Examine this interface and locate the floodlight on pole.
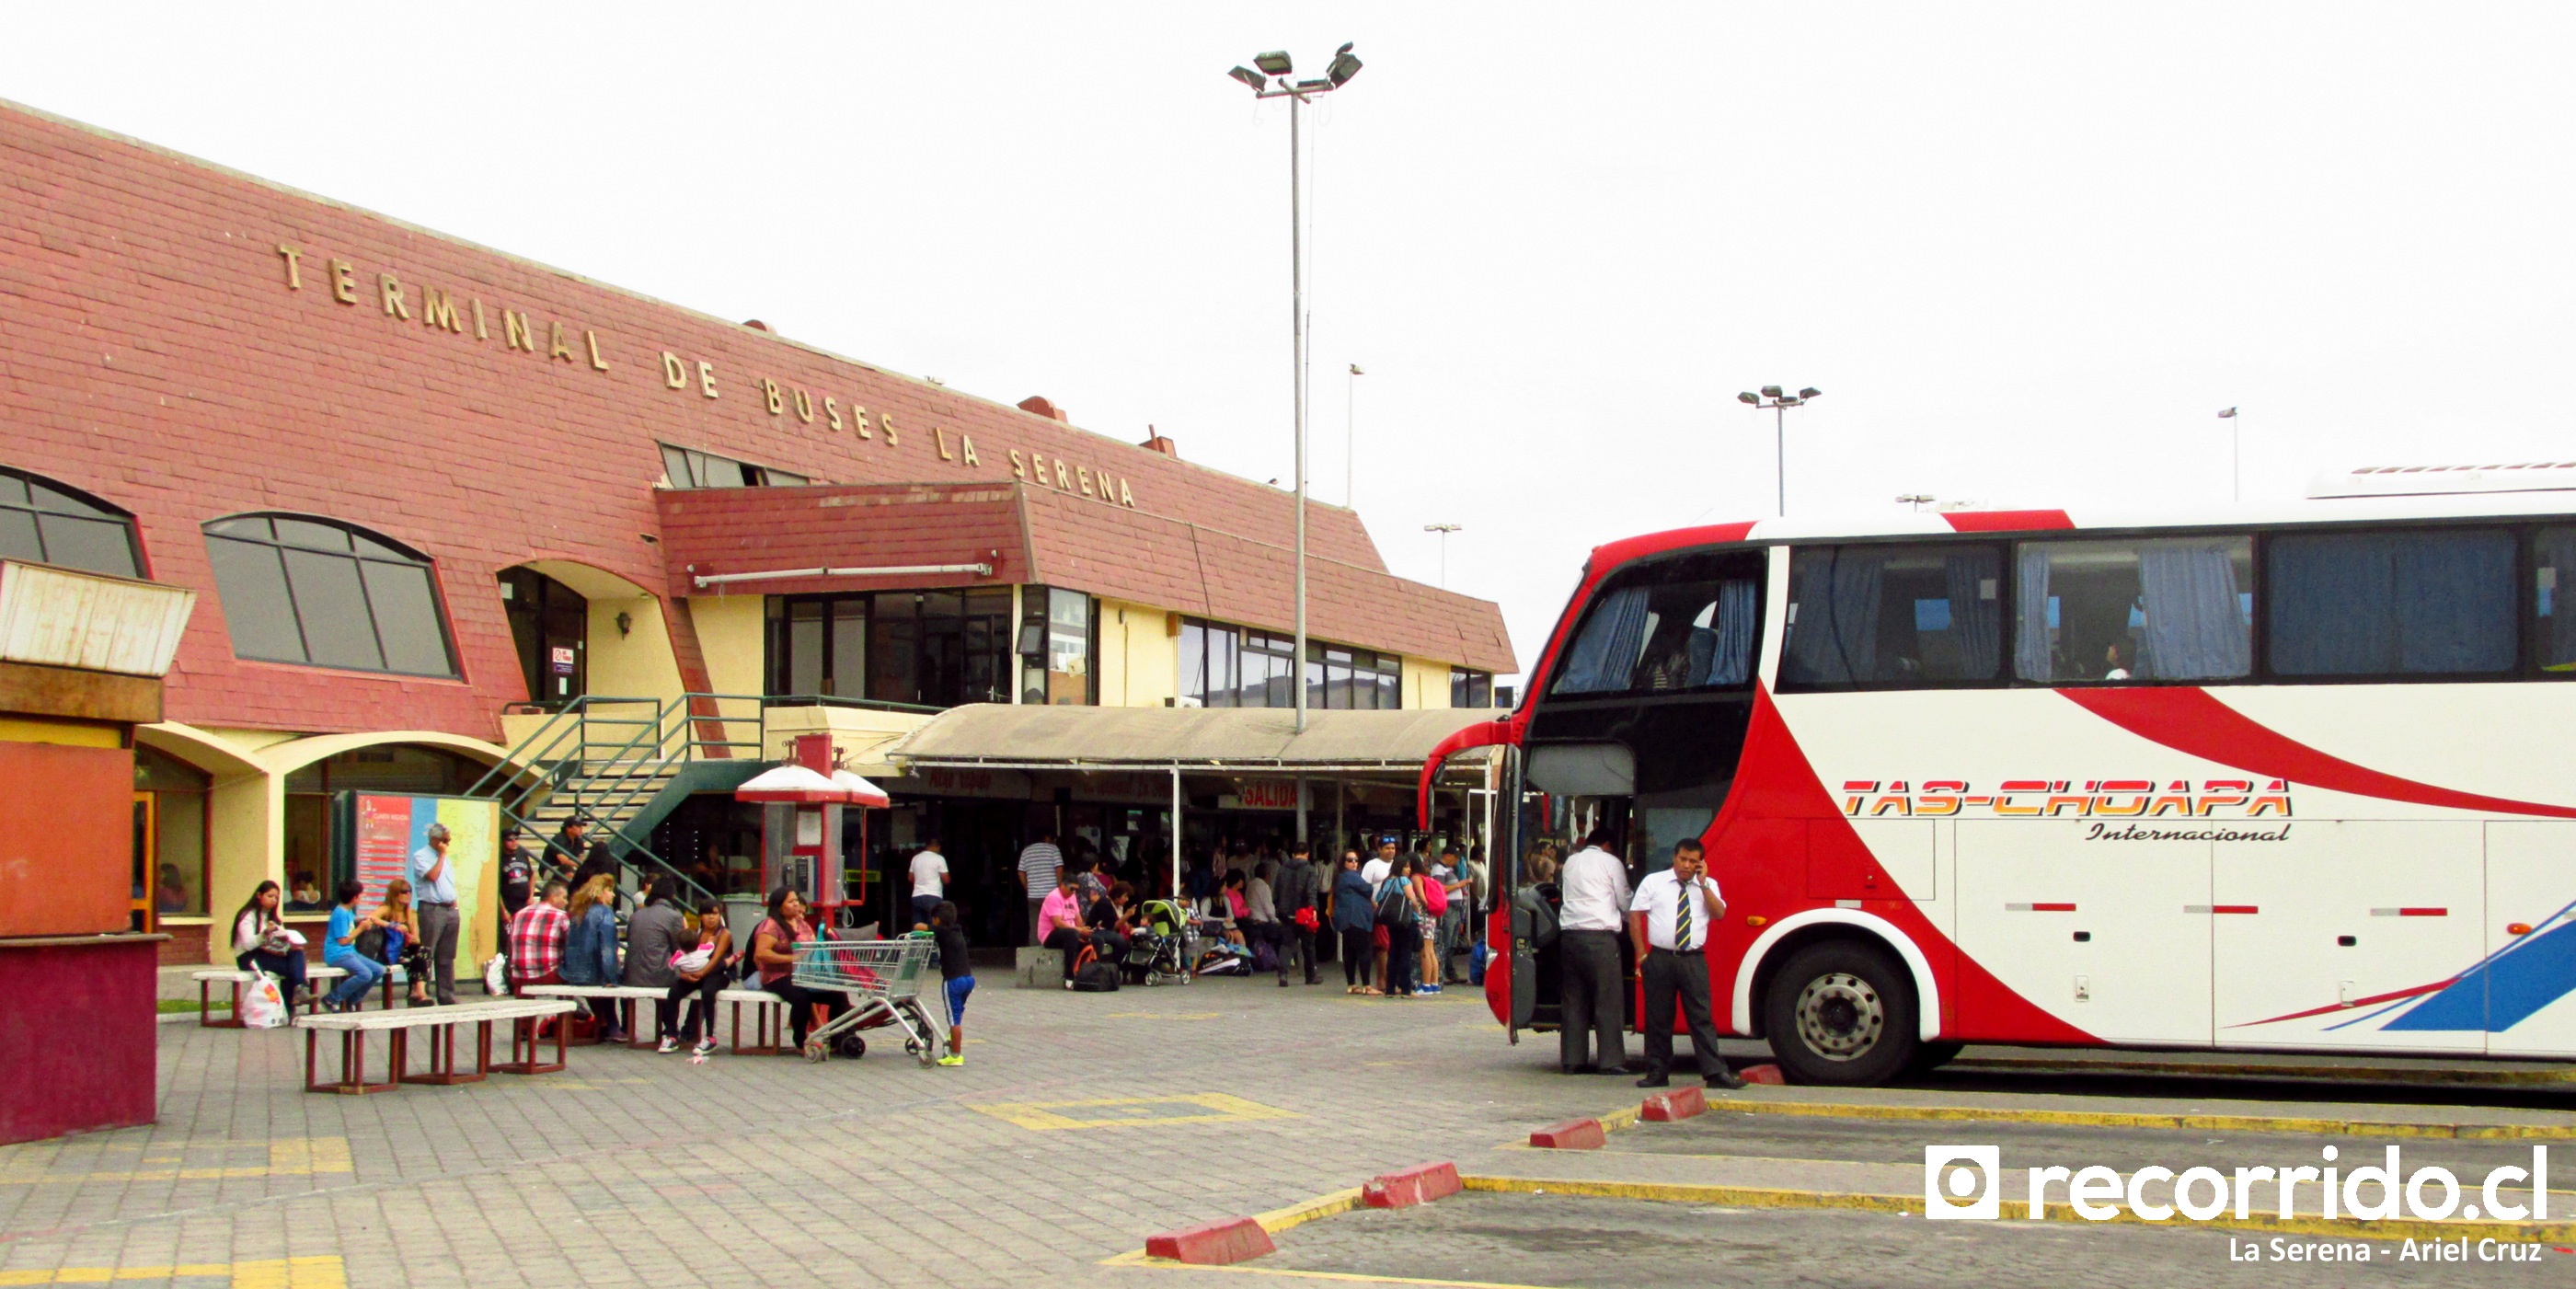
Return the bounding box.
[1897,493,1936,512]
[1346,363,1365,509]
[1742,385,1822,517]
[1228,42,1363,733]
[2218,407,2240,501]
[1423,523,1461,588]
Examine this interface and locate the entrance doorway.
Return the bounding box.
[500,567,587,706]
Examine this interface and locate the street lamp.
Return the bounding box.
[1737,386,1822,516]
[1229,42,1363,733]
[2218,407,2240,501]
[1423,524,1461,588]
[1896,493,1935,512]
[1346,363,1365,509]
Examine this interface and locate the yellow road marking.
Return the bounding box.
[1689,1096,2576,1140]
[1952,1055,2576,1088]
[1253,1187,1363,1234]
[969,1093,1300,1132]
[1105,1013,1222,1020]
[1459,1174,2576,1244]
[1098,1248,1553,1288]
[0,1140,351,1185]
[0,1256,344,1287]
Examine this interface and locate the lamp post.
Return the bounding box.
[1346,363,1364,509]
[1896,493,1935,512]
[1229,43,1362,733]
[1423,524,1461,588]
[1736,386,1822,516]
[2218,407,2240,501]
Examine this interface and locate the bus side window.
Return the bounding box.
[1552,563,1761,696]
[2534,527,2576,673]
[2011,537,2252,684]
[2267,528,2513,677]
[1779,544,2002,688]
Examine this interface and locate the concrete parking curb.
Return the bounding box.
[1639,1087,1707,1122]
[1528,1119,1607,1149]
[1696,1097,2576,1141]
[1143,1216,1275,1265]
[1363,1161,1463,1209]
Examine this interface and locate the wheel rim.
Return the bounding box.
[1792,971,1885,1062]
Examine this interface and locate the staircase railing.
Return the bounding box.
[466,692,938,915]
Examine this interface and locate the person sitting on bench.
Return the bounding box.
[1037,870,1094,986]
[230,880,306,1007]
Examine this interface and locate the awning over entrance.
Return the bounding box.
[885,705,1501,772]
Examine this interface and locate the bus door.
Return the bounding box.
[1517,546,1768,1037]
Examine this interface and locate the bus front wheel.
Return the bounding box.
[1762,940,1918,1087]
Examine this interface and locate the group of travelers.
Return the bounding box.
[1326,840,1479,997]
[1527,831,1744,1090]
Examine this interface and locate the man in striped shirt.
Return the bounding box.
[1018,833,1064,946]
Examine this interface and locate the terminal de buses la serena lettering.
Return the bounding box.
[1425,463,2576,1085]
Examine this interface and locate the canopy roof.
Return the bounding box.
[886,705,1502,772]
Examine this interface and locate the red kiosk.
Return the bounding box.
[733,735,889,930]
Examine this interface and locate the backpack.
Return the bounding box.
[1073,960,1121,992]
[1374,879,1417,930]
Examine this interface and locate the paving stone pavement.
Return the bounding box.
[11,981,2576,1287]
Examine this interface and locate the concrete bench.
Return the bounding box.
[192,968,338,1027]
[716,987,795,1056]
[292,998,575,1094]
[518,984,667,1048]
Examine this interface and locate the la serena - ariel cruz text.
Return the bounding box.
[2231,1236,2552,1263]
[273,243,1142,509]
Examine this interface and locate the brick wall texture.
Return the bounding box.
[0,100,1515,743]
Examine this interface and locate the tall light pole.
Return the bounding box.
[1231,43,1362,733]
[2218,407,2240,501]
[1346,363,1364,509]
[1896,493,1935,512]
[1423,524,1461,588]
[1737,386,1822,516]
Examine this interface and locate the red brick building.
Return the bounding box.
[0,98,1513,960]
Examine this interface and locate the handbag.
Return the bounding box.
[352,926,386,961]
[1293,906,1319,933]
[484,953,510,996]
[1374,880,1417,929]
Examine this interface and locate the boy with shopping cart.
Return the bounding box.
[927,901,973,1067]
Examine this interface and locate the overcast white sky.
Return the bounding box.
[9,4,2574,678]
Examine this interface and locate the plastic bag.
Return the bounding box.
[239,974,289,1029]
[484,953,509,996]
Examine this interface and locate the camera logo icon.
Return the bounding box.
[1923,1145,2001,1220]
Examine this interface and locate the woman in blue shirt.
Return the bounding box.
[321,880,387,1012]
[1330,852,1378,996]
[561,873,627,1042]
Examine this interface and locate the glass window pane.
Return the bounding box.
[30,512,138,576]
[271,518,352,552]
[1179,622,1206,707]
[1785,545,2002,687]
[358,560,454,676]
[155,791,207,917]
[0,509,40,564]
[1377,667,1399,710]
[282,548,384,671]
[696,454,745,488]
[205,535,306,662]
[2270,529,2514,676]
[829,600,866,696]
[207,516,270,539]
[871,607,918,703]
[27,481,113,518]
[765,470,807,487]
[661,444,696,488]
[2013,538,2248,683]
[2536,528,2576,673]
[0,475,28,506]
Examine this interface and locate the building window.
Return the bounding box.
[1451,667,1494,708]
[2013,537,2252,683]
[2267,527,2516,677]
[768,589,1011,706]
[1179,619,1296,708]
[0,466,144,578]
[1779,544,2000,689]
[1020,587,1095,705]
[202,515,459,677]
[659,443,806,489]
[136,745,210,922]
[1309,641,1401,710]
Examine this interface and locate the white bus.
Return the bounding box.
[1431,484,2576,1084]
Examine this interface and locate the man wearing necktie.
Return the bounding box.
[1627,839,1744,1088]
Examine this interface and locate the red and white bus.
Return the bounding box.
[1428,484,2576,1084]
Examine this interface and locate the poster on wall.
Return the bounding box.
[335,793,501,980]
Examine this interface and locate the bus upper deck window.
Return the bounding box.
[1780,544,2001,688]
[2013,537,2252,684]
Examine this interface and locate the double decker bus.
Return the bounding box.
[1427,482,2576,1084]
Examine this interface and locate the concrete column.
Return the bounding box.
[203,769,281,963]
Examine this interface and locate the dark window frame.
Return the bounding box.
[0,466,146,578]
[201,512,460,679]
[659,443,809,489]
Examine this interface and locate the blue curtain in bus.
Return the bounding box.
[1694,579,1758,686]
[2269,530,2513,674]
[1942,554,2000,679]
[2137,541,2249,679]
[1783,550,1883,684]
[2539,527,2576,670]
[2013,549,2053,681]
[1558,585,1651,693]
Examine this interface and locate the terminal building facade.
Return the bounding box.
[0,99,1514,962]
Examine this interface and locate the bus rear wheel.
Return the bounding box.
[1762,940,1918,1087]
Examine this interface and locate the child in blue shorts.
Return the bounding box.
[929,901,973,1067]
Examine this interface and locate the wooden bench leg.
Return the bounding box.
[201,979,246,1030]
[309,1028,398,1095]
[399,1020,488,1086]
[498,1014,568,1076]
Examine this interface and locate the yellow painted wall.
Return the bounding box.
[0,716,122,747]
[1403,656,1454,709]
[587,595,686,700]
[689,595,768,696]
[1098,598,1176,708]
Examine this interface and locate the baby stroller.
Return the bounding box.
[1122,898,1199,986]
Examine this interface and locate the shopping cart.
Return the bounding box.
[789,938,941,1066]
